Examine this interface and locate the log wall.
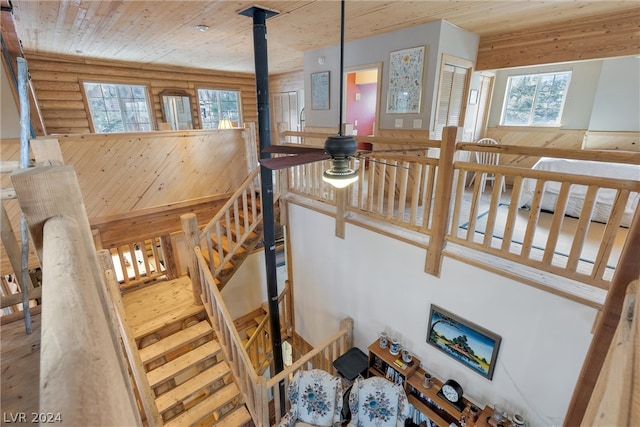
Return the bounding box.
[0,129,251,275]
[25,53,258,135]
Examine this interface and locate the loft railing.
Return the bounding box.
[275,127,640,306]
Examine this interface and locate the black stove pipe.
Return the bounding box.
[239,5,286,415]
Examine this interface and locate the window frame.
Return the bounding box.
[499,70,572,127]
[195,86,243,130]
[82,80,155,134]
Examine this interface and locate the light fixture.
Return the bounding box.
[321,0,359,189]
[322,135,359,188]
[196,24,209,32]
[218,118,233,129]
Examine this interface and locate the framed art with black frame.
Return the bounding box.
[426,304,501,380]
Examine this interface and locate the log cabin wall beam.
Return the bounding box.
[477,8,640,70]
[24,53,258,135]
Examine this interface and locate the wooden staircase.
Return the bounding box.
[201,188,281,292]
[123,278,252,426]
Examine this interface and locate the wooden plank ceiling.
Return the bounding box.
[6,1,640,74]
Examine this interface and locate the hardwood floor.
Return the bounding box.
[1,313,41,416]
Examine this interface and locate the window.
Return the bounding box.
[501,71,571,126]
[84,82,152,133]
[197,89,242,129]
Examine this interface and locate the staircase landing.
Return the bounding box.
[123,276,203,340]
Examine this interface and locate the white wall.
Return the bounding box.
[287,204,596,427]
[221,250,287,320]
[304,20,478,132]
[1,61,21,139]
[487,56,640,131]
[589,56,640,131]
[488,60,603,129]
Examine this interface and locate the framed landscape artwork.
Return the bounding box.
[426,305,501,380]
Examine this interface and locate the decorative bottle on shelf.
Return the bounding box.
[390,338,400,355]
[422,372,433,389]
[379,331,388,348]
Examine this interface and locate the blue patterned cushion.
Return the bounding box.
[348,376,409,427]
[282,369,342,427]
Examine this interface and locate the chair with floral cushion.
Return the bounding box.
[278,369,344,427]
[346,376,410,427]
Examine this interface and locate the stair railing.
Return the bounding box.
[97,250,163,426]
[12,164,141,425]
[193,245,268,425]
[266,317,354,426]
[245,280,293,373]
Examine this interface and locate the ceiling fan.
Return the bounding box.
[259,0,359,188]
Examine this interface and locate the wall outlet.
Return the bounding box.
[413,119,423,128]
[394,119,403,128]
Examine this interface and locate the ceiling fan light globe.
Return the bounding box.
[322,168,358,188]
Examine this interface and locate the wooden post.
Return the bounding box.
[180,213,203,304]
[38,216,140,425]
[340,317,354,349]
[564,209,640,426]
[425,126,458,276]
[0,203,34,293]
[159,234,180,279]
[11,165,140,425]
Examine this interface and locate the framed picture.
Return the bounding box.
[387,45,425,113]
[426,305,501,380]
[311,71,330,110]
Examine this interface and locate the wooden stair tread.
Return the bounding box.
[139,321,212,364]
[155,361,231,414]
[200,248,235,272]
[211,235,247,256]
[131,302,205,340]
[212,405,251,427]
[147,341,220,388]
[164,383,241,427]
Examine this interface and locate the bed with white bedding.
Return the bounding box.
[518,157,640,227]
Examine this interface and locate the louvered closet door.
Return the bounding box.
[433,62,471,140]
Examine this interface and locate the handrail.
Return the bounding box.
[451,160,640,288]
[245,281,293,373]
[278,126,639,301]
[40,215,140,425]
[12,164,141,425]
[97,250,163,426]
[265,317,354,427]
[196,167,266,284]
[199,167,261,241]
[194,245,267,425]
[457,142,640,165]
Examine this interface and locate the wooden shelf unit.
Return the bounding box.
[367,340,492,427]
[367,341,420,386]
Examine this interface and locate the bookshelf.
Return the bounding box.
[367,340,492,427]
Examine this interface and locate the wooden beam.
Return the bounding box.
[425,126,458,276]
[477,8,640,70]
[564,207,640,426]
[39,215,140,425]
